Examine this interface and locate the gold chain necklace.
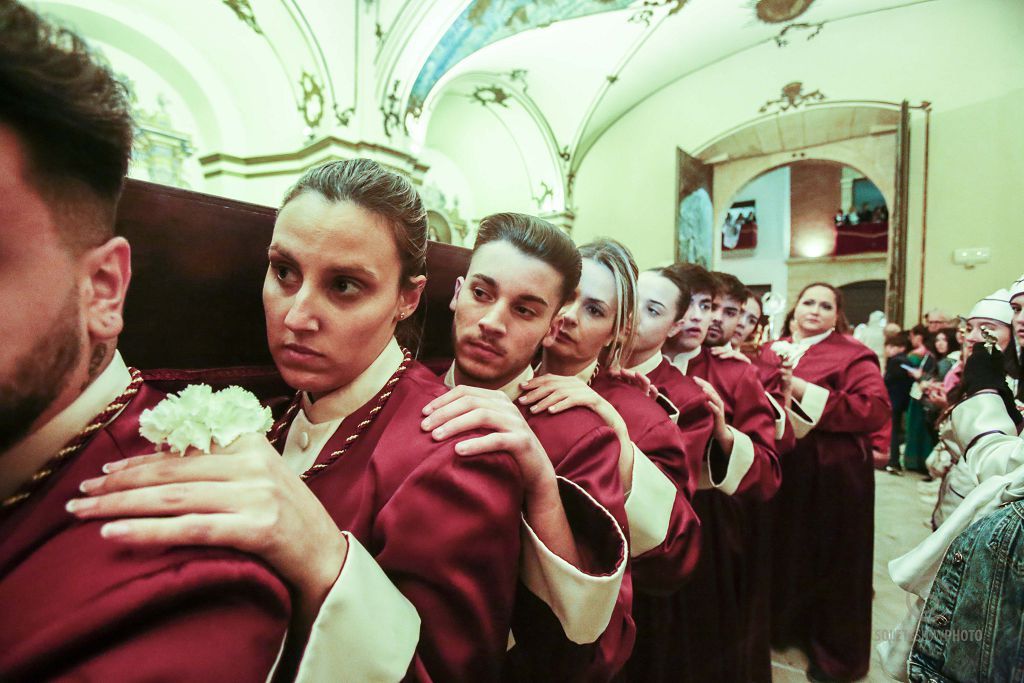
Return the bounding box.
[268,351,412,482]
[1,367,145,516]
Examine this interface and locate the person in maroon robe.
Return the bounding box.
[0,5,290,679]
[519,239,703,589]
[648,264,779,683]
[763,282,890,682]
[69,161,528,680]
[425,215,632,681]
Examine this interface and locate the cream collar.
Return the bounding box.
[302,337,404,424]
[444,362,534,401]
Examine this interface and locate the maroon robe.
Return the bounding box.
[619,357,713,683]
[507,404,633,682]
[763,333,890,681]
[685,348,780,682]
[276,361,525,681]
[589,372,701,590]
[644,357,715,495]
[745,348,798,682]
[0,381,290,682]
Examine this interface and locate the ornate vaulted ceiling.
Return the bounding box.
[36,0,1024,220]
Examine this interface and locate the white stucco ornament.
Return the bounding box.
[139,384,273,455]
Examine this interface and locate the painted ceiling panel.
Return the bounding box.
[408,0,639,115]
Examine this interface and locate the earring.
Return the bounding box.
[399,312,406,320]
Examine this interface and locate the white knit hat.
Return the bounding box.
[1009,273,1024,303]
[967,289,1013,325]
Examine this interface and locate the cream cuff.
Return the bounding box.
[698,426,755,495]
[624,444,676,556]
[764,392,787,441]
[520,477,627,644]
[788,382,829,439]
[295,532,420,683]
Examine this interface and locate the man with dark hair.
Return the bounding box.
[422,213,634,679]
[0,3,290,679]
[705,272,747,348]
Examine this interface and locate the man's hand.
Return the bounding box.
[778,357,795,410]
[692,377,734,454]
[422,385,558,493]
[67,433,347,622]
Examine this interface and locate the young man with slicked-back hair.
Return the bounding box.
[0,2,291,679]
[421,212,635,679]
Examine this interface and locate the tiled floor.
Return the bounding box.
[769,470,938,682]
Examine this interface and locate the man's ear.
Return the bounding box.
[541,313,564,349]
[398,275,427,322]
[81,237,131,344]
[449,276,464,313]
[668,317,686,339]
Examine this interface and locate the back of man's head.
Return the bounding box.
[661,262,720,304]
[0,0,133,252]
[473,213,581,305]
[712,271,746,303]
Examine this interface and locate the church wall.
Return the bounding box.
[912,87,1024,320]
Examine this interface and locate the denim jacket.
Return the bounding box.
[908,500,1024,682]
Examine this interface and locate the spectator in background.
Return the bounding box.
[904,325,938,476]
[884,332,915,474]
[834,209,845,227]
[857,203,873,224]
[845,205,860,226]
[924,308,950,334]
[931,327,962,381]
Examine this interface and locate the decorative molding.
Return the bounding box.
[381,79,402,138]
[628,0,688,25]
[773,21,825,47]
[335,106,356,126]
[133,96,195,189]
[299,71,325,128]
[758,81,826,114]
[508,69,529,93]
[533,181,553,209]
[221,0,263,35]
[753,0,816,24]
[470,85,512,108]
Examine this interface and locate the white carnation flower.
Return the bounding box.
[139,384,273,455]
[771,340,797,360]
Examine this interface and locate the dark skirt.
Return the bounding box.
[621,489,747,682]
[770,432,876,681]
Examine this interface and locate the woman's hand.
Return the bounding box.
[518,375,634,491]
[422,385,581,566]
[67,433,347,621]
[519,375,628,440]
[606,367,658,399]
[709,345,752,364]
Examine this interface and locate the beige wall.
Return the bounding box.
[913,87,1024,322]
